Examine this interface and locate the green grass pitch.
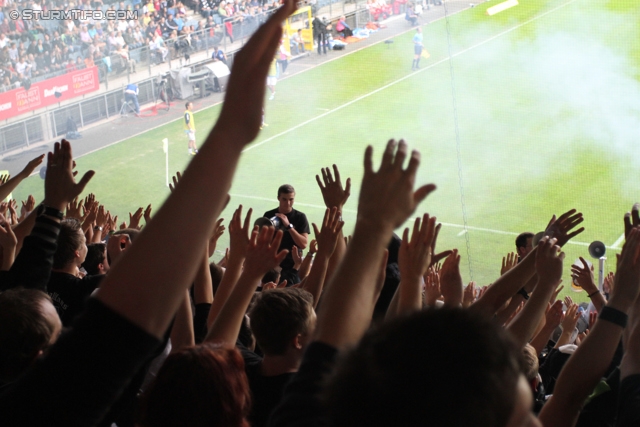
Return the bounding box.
[13,0,640,302]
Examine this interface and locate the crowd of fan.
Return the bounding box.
[0,0,279,92]
[2,2,640,427]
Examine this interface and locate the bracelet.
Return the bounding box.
[516,288,530,300]
[599,306,628,328]
[588,290,600,298]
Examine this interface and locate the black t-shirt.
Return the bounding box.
[263,208,310,270]
[238,343,295,427]
[47,272,103,327]
[615,374,640,427]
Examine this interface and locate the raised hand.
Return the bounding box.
[424,267,441,307]
[544,209,585,247]
[66,197,84,219]
[208,218,225,257]
[292,245,303,270]
[571,257,596,292]
[168,171,182,192]
[610,227,640,309]
[19,154,45,178]
[398,214,437,283]
[309,239,318,255]
[0,219,17,270]
[128,207,144,230]
[228,205,253,260]
[549,283,564,303]
[603,272,615,295]
[44,140,94,212]
[535,237,565,286]
[561,304,581,333]
[95,205,108,228]
[213,0,298,144]
[312,207,345,258]
[20,195,36,220]
[501,252,518,276]
[106,233,131,265]
[7,200,18,225]
[545,300,565,331]
[316,164,351,209]
[358,140,436,230]
[144,204,153,224]
[429,222,451,267]
[243,226,288,277]
[624,203,640,238]
[564,295,573,308]
[440,249,463,307]
[462,281,476,309]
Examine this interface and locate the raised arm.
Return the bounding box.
[316,165,351,281]
[0,4,300,426]
[392,214,437,317]
[206,226,287,348]
[0,155,44,202]
[539,227,640,427]
[571,257,606,313]
[472,209,583,317]
[206,205,253,329]
[302,207,344,308]
[507,237,564,349]
[314,140,436,350]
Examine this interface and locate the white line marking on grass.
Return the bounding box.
[230,192,613,250]
[612,233,625,249]
[242,0,580,153]
[74,0,576,161]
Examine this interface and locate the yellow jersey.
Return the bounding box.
[184,110,195,131]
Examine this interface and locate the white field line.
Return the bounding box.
[229,192,618,250]
[74,0,578,162]
[242,0,580,153]
[71,4,474,162]
[611,233,625,249]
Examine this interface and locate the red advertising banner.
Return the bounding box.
[0,67,100,121]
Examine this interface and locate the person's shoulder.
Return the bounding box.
[264,207,278,217]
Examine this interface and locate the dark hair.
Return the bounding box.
[261,267,281,285]
[277,184,295,197]
[209,263,224,296]
[53,218,84,269]
[325,308,522,427]
[139,345,250,427]
[515,232,534,250]
[185,101,191,109]
[248,288,313,355]
[0,289,55,382]
[82,243,107,276]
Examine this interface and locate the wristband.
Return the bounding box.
[599,306,628,328]
[588,290,601,298]
[516,288,530,300]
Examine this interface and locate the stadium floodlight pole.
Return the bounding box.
[162,138,169,187]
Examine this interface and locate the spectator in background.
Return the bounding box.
[336,15,353,37]
[82,243,110,276]
[290,29,305,54]
[125,82,141,114]
[212,45,228,65]
[516,232,534,261]
[277,39,291,74]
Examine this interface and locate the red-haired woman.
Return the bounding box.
[139,345,251,427]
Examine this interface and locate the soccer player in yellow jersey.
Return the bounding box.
[184,102,197,155]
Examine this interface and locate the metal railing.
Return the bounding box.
[0,1,372,154]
